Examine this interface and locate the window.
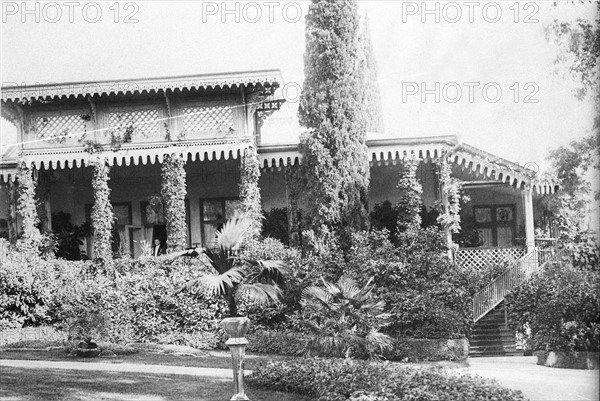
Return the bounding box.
[200,198,242,246]
[472,204,516,248]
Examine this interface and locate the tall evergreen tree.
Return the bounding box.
[359,12,384,133]
[299,0,370,234]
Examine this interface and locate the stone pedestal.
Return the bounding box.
[222,317,251,401]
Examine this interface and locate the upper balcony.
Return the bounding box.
[1,70,283,160]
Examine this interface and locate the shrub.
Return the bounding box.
[247,357,526,401]
[346,229,473,339]
[506,257,600,353]
[301,276,392,358]
[246,330,308,355]
[0,256,92,330]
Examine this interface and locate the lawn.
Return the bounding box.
[0,365,309,401]
[0,348,294,370]
[0,348,309,401]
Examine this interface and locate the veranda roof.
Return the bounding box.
[257,135,559,195]
[0,69,282,104]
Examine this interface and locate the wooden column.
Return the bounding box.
[522,185,535,253]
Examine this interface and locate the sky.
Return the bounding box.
[1,0,597,174]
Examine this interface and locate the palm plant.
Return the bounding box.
[301,276,393,359]
[180,214,288,317]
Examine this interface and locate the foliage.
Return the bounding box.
[52,212,92,260]
[161,154,188,251]
[545,2,600,106]
[261,208,289,245]
[505,256,600,353]
[247,357,526,401]
[346,229,473,339]
[240,147,263,239]
[436,158,464,236]
[0,252,230,346]
[358,12,384,133]
[0,257,62,329]
[16,164,42,253]
[567,230,600,271]
[396,159,422,235]
[239,237,307,330]
[298,0,370,234]
[301,276,393,359]
[369,201,398,242]
[91,159,114,263]
[180,215,288,317]
[246,329,468,362]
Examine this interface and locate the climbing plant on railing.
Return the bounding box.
[91,159,114,263]
[240,146,262,239]
[161,154,187,251]
[436,158,465,235]
[396,158,423,234]
[16,163,42,252]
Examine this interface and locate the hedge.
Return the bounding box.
[246,330,469,361]
[247,357,527,401]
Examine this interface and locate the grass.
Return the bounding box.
[0,348,294,370]
[0,343,309,400]
[0,366,309,401]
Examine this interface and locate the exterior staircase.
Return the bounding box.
[468,248,560,357]
[469,302,520,357]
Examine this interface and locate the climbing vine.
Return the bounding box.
[91,159,114,263]
[161,154,187,251]
[16,164,42,252]
[396,158,423,234]
[239,146,262,239]
[436,158,465,235]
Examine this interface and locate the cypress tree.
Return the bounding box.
[359,12,384,133]
[298,0,370,234]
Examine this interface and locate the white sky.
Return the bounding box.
[1,0,597,172]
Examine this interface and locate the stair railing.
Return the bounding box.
[472,248,562,323]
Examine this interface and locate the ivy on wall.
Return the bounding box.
[239,146,262,239]
[436,158,464,236]
[91,159,114,263]
[161,154,187,251]
[396,158,423,234]
[16,164,42,252]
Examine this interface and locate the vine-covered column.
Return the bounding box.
[7,179,18,244]
[396,158,423,235]
[239,146,262,239]
[437,157,463,252]
[161,153,187,251]
[285,163,301,247]
[91,159,114,263]
[16,163,42,252]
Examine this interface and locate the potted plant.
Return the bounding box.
[178,214,287,400]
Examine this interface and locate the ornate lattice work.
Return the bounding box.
[108,109,160,137]
[33,113,88,142]
[182,105,233,136]
[456,247,526,270]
